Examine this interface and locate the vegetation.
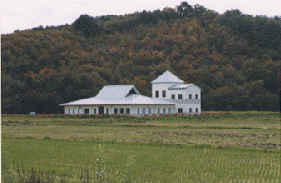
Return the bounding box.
[1,2,280,114]
[1,112,280,182]
[2,139,280,182]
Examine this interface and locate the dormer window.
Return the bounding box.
[155,90,159,98]
[162,90,166,98]
[128,88,137,95]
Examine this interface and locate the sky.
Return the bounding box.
[1,0,280,34]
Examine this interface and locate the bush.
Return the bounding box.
[43,135,51,140]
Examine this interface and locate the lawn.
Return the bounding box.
[1,111,280,182]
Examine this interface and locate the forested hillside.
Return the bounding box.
[2,2,280,114]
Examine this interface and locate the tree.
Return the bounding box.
[177,2,193,18]
[193,4,206,19]
[72,15,102,37]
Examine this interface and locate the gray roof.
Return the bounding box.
[60,94,176,106]
[60,85,176,106]
[95,85,139,99]
[169,84,193,90]
[151,70,184,84]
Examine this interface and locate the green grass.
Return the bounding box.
[1,111,280,182]
[2,139,280,182]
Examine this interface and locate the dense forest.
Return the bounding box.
[1,2,280,114]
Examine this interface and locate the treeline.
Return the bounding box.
[1,2,280,114]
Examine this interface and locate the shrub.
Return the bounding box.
[43,135,51,140]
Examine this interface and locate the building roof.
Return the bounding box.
[60,94,176,106]
[95,85,139,99]
[169,84,193,90]
[151,70,184,84]
[60,84,176,106]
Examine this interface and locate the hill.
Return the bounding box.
[1,2,280,114]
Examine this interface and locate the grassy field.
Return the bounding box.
[1,111,280,182]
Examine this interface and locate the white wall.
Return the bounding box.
[175,103,201,114]
[152,83,180,99]
[64,104,176,115]
[152,83,201,100]
[168,85,201,114]
[132,105,175,115]
[185,85,201,99]
[168,89,185,99]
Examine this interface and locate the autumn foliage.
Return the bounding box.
[1,2,280,114]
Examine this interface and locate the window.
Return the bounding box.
[73,109,75,114]
[155,90,159,98]
[143,108,146,114]
[106,108,109,114]
[114,108,118,114]
[158,108,160,114]
[196,108,198,113]
[94,108,97,114]
[171,94,175,99]
[178,94,183,99]
[195,94,198,99]
[162,90,166,98]
[84,109,89,114]
[120,108,124,114]
[138,108,140,114]
[189,94,192,99]
[163,108,166,114]
[189,108,192,113]
[68,109,70,114]
[148,108,151,114]
[168,108,171,113]
[178,108,183,113]
[126,108,130,114]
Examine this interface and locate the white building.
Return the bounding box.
[60,70,201,115]
[151,70,201,114]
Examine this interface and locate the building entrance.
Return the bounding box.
[98,106,104,114]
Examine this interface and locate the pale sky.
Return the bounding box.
[1,0,280,34]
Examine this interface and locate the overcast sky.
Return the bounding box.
[1,0,280,34]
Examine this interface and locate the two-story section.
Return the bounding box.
[151,70,201,114]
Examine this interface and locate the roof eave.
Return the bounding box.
[151,81,184,84]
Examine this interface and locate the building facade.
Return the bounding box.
[60,70,201,116]
[151,70,201,114]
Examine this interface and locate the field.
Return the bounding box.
[1,112,280,182]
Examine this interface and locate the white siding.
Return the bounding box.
[176,103,201,114]
[168,90,186,99]
[185,85,201,100]
[152,83,179,99]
